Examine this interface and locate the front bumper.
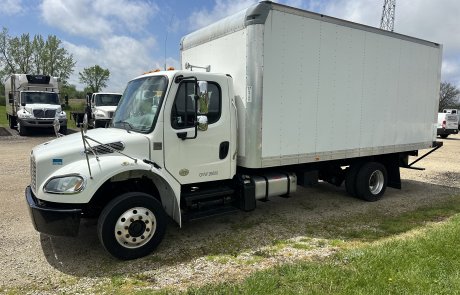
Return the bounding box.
[20,118,67,128]
[25,186,81,236]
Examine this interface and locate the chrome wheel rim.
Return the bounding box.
[114,207,157,249]
[369,170,384,195]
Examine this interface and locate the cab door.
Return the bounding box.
[163,74,232,184]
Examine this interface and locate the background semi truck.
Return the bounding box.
[4,74,67,135]
[26,1,442,260]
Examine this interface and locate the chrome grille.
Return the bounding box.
[30,156,37,193]
[32,109,56,118]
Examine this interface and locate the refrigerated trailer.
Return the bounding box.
[26,1,442,260]
[4,74,67,135]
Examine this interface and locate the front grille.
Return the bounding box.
[33,109,56,118]
[45,109,56,118]
[108,112,114,118]
[86,141,125,155]
[30,156,37,193]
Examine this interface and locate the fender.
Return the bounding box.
[35,155,182,226]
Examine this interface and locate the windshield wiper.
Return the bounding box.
[114,120,134,133]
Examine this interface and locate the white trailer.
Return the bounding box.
[25,2,442,260]
[4,74,67,135]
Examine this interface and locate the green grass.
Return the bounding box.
[0,105,7,127]
[64,98,86,129]
[187,213,460,295]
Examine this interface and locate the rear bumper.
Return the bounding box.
[25,186,81,236]
[437,128,458,135]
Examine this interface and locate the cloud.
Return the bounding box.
[0,0,23,15]
[64,35,165,92]
[40,0,157,38]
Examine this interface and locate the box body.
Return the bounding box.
[181,2,442,169]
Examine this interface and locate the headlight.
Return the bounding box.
[18,110,32,118]
[96,112,106,117]
[44,174,86,194]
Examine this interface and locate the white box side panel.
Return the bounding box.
[263,11,321,160]
[181,29,248,156]
[261,10,440,162]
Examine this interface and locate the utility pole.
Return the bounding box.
[380,0,396,32]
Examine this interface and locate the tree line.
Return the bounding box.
[0,27,110,98]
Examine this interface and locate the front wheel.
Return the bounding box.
[440,134,448,139]
[97,192,167,260]
[355,162,387,202]
[17,121,27,136]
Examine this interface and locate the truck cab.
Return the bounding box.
[26,70,238,260]
[89,92,122,128]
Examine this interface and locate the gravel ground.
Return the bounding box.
[0,129,459,293]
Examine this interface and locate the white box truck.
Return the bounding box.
[25,1,442,260]
[4,74,67,135]
[89,92,122,128]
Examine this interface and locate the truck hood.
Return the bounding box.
[32,128,151,182]
[94,106,117,112]
[24,104,61,112]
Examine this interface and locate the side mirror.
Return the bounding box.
[197,81,209,131]
[82,113,89,133]
[61,104,65,108]
[21,102,26,107]
[8,93,13,104]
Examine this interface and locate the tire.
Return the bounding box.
[345,163,362,197]
[355,162,387,202]
[97,192,166,260]
[440,134,448,139]
[8,115,14,129]
[17,121,27,136]
[59,126,67,135]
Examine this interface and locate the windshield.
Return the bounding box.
[21,92,59,105]
[112,76,168,133]
[95,94,122,106]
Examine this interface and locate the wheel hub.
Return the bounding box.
[114,207,156,249]
[369,170,384,195]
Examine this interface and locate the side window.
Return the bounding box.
[171,81,221,129]
[171,82,196,129]
[206,83,221,124]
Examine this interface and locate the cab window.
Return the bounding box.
[171,81,221,129]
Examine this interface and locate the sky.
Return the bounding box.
[1,0,459,92]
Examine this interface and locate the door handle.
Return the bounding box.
[219,141,229,159]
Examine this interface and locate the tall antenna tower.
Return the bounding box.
[380,0,396,32]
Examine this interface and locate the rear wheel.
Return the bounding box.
[97,192,166,260]
[345,163,362,197]
[8,116,15,129]
[440,134,448,139]
[355,162,387,202]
